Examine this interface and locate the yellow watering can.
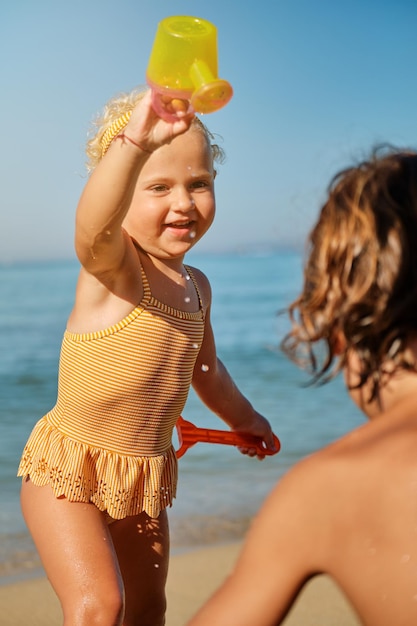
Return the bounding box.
[146,15,233,121]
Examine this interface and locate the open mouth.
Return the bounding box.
[167,220,194,229]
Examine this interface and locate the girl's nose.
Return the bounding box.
[172,188,195,212]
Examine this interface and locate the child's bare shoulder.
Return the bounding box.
[271,426,373,519]
[276,416,410,533]
[186,264,211,302]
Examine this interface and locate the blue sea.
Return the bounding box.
[0,251,364,584]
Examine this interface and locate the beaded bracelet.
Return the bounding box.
[115,133,153,154]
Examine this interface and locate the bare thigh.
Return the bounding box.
[21,478,124,625]
[109,509,170,626]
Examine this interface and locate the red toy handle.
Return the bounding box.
[175,416,281,459]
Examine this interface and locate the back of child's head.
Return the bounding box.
[85,86,225,172]
[282,146,417,399]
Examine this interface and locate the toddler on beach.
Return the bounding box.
[188,146,417,626]
[17,87,275,626]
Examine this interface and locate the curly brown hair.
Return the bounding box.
[85,86,225,172]
[281,146,417,400]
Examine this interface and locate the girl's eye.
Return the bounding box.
[191,180,209,190]
[151,184,169,193]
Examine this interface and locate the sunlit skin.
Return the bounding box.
[123,129,216,269]
[187,357,417,626]
[68,128,218,333]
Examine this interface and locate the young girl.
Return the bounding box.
[187,147,417,626]
[18,88,275,626]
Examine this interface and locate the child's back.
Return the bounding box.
[283,401,417,624]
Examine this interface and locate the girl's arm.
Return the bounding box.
[191,271,275,453]
[75,91,193,277]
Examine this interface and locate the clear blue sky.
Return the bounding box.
[1,0,416,262]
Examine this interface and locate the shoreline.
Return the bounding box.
[0,541,361,626]
[0,510,256,587]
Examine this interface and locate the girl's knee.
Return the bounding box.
[64,586,125,626]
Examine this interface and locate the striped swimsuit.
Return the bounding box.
[18,264,205,519]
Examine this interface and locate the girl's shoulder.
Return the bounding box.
[185,264,212,306]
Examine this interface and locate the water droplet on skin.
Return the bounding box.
[201,364,209,372]
[185,274,190,281]
[192,343,199,349]
[189,231,196,239]
[184,297,190,303]
[154,563,159,568]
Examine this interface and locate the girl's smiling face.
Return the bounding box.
[123,126,216,261]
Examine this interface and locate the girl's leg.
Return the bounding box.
[21,478,125,626]
[109,509,170,626]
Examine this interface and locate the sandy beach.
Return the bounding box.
[0,542,361,625]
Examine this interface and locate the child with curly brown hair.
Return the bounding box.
[188,146,417,626]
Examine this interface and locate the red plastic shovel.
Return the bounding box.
[175,416,281,459]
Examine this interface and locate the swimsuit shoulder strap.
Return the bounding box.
[184,265,204,316]
[139,261,152,301]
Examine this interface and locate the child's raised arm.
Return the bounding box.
[75,91,193,276]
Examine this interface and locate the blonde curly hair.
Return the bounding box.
[85,86,225,172]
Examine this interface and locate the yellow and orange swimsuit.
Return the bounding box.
[18,264,204,519]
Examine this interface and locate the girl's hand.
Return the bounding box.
[233,413,277,460]
[123,90,194,153]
